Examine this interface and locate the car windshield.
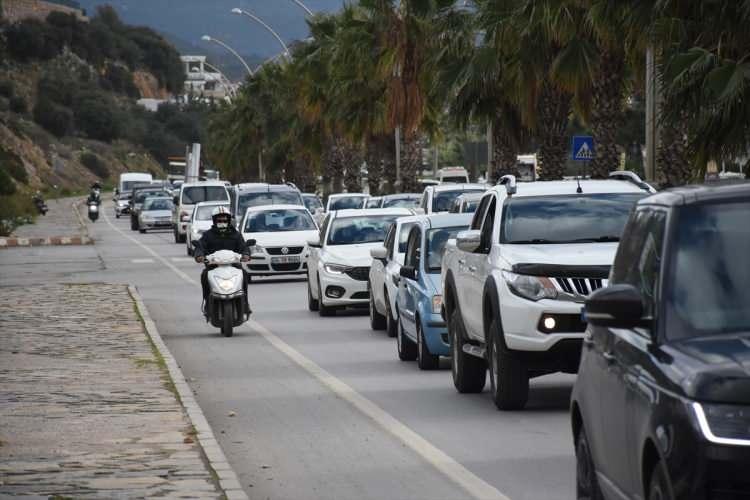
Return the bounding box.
[665,201,750,339]
[195,204,228,221]
[463,199,479,213]
[398,223,418,253]
[365,198,382,209]
[501,193,644,244]
[426,226,465,272]
[244,209,316,233]
[136,190,167,203]
[303,196,323,212]
[122,180,148,191]
[330,196,367,210]
[442,176,468,183]
[238,191,303,213]
[383,196,420,209]
[432,189,484,213]
[143,198,172,211]
[181,186,228,204]
[327,215,398,245]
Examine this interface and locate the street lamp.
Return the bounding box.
[201,35,254,77]
[289,0,314,16]
[231,8,290,57]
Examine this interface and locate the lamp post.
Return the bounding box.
[201,35,254,77]
[289,0,314,16]
[231,8,290,57]
[201,62,237,98]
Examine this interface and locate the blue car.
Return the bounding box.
[396,213,473,369]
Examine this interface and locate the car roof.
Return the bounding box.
[182,181,227,188]
[455,192,484,201]
[424,213,474,229]
[302,193,320,198]
[490,179,646,198]
[329,193,368,198]
[333,208,413,218]
[235,183,299,193]
[639,181,750,207]
[430,183,487,193]
[382,193,420,200]
[194,201,229,207]
[243,204,308,215]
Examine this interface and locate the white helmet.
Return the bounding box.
[211,206,231,218]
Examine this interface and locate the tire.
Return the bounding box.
[308,279,319,311]
[174,227,180,244]
[187,244,193,256]
[130,216,138,231]
[177,231,186,243]
[417,320,439,370]
[221,301,234,337]
[648,460,673,500]
[318,277,336,317]
[369,283,386,330]
[116,213,120,219]
[385,293,397,338]
[449,312,486,393]
[397,316,417,361]
[139,228,146,234]
[576,427,604,500]
[487,319,529,410]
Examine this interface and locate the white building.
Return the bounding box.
[181,55,235,100]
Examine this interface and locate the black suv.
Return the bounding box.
[571,182,750,500]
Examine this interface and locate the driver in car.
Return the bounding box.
[194,207,252,315]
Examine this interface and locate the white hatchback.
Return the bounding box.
[240,205,319,279]
[186,201,230,256]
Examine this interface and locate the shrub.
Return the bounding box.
[0,80,13,98]
[0,168,16,195]
[33,98,73,137]
[5,19,62,61]
[72,91,120,142]
[101,64,139,98]
[80,152,109,178]
[0,191,37,236]
[0,147,28,184]
[9,96,27,114]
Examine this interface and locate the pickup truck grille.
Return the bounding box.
[553,278,608,297]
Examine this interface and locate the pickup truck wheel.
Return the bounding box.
[576,426,604,500]
[648,460,674,500]
[417,321,439,370]
[488,319,528,410]
[369,283,386,330]
[317,277,336,317]
[450,313,486,393]
[397,317,417,361]
[385,294,397,338]
[307,278,319,311]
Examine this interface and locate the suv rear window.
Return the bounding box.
[181,186,228,204]
[238,191,303,213]
[501,193,644,244]
[432,189,484,213]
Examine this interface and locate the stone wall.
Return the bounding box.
[1,0,87,23]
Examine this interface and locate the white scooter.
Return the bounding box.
[88,202,99,222]
[203,244,253,337]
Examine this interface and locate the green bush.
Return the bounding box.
[5,19,62,61]
[80,152,109,178]
[9,96,27,114]
[0,147,28,184]
[33,98,73,137]
[0,191,37,236]
[101,64,139,98]
[0,80,13,98]
[72,91,120,142]
[0,168,16,195]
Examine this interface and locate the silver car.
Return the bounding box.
[138,197,174,233]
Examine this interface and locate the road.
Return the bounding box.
[0,202,577,500]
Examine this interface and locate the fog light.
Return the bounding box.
[543,316,556,331]
[326,286,345,299]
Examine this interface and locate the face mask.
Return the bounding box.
[216,222,229,230]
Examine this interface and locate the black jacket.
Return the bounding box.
[194,225,249,258]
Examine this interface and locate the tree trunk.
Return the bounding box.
[589,49,627,179]
[365,135,385,196]
[400,134,422,193]
[293,156,318,193]
[536,81,571,180]
[340,139,363,193]
[656,111,693,187]
[380,134,397,194]
[322,138,340,197]
[491,123,520,183]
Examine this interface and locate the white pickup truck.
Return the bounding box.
[441,172,653,410]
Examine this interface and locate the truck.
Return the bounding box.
[436,167,470,184]
[118,172,152,196]
[440,172,654,410]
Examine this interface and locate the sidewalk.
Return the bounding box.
[2,197,91,247]
[0,284,222,498]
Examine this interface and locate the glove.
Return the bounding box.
[195,255,204,263]
[240,255,250,262]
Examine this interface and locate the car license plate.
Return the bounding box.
[271,255,300,264]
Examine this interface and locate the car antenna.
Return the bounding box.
[576,162,584,194]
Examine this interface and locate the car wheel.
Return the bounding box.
[385,293,397,338]
[187,244,193,256]
[416,320,439,370]
[576,426,603,500]
[488,318,528,410]
[130,216,138,231]
[369,282,386,330]
[174,227,180,244]
[139,228,146,234]
[449,312,486,393]
[318,276,336,317]
[397,315,417,361]
[648,460,674,500]
[308,278,319,311]
[115,213,120,219]
[177,231,186,243]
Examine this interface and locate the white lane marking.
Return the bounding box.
[171,257,194,263]
[104,205,510,500]
[131,258,155,264]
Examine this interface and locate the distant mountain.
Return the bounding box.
[76,1,344,65]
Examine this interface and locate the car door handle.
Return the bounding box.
[602,351,616,364]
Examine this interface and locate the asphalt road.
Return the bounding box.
[0,202,577,500]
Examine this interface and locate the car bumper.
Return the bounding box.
[116,205,130,214]
[243,253,309,276]
[177,222,188,235]
[141,221,174,229]
[422,312,450,356]
[319,271,369,306]
[499,287,586,352]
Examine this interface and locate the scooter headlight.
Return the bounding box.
[213,275,238,292]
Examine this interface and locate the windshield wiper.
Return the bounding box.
[507,239,560,244]
[567,236,621,243]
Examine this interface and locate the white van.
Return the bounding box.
[437,167,469,184]
[172,181,230,243]
[118,173,152,195]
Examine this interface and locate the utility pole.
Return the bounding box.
[486,121,493,183]
[645,46,659,182]
[258,151,264,182]
[394,127,401,193]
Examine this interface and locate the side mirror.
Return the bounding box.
[456,230,481,253]
[400,265,417,281]
[585,284,648,330]
[307,237,321,248]
[370,247,388,261]
[173,195,179,205]
[245,239,256,247]
[115,188,119,195]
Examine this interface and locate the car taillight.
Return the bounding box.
[180,211,190,222]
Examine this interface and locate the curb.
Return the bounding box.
[0,235,93,248]
[128,285,249,500]
[72,198,92,239]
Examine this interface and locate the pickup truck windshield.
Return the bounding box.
[501,193,644,244]
[666,202,750,339]
[427,226,465,272]
[327,215,398,245]
[244,209,316,233]
[181,186,228,204]
[329,196,368,210]
[432,189,484,213]
[238,191,303,213]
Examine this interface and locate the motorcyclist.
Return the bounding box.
[193,206,251,315]
[88,182,101,205]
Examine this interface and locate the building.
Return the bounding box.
[181,55,235,100]
[1,0,88,22]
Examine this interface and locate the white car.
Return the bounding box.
[306,208,413,316]
[326,193,369,212]
[240,205,319,279]
[173,181,230,243]
[419,184,487,214]
[186,201,230,256]
[368,215,422,336]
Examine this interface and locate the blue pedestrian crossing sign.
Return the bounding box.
[571,136,595,161]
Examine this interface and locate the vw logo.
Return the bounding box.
[281,247,289,255]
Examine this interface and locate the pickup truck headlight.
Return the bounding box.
[324,263,349,275]
[432,295,443,314]
[502,270,557,301]
[692,402,750,445]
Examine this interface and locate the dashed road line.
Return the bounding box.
[131,258,155,264]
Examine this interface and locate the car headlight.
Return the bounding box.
[141,215,154,221]
[692,402,750,446]
[324,263,350,275]
[501,270,557,301]
[432,295,443,314]
[249,244,264,254]
[213,275,238,292]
